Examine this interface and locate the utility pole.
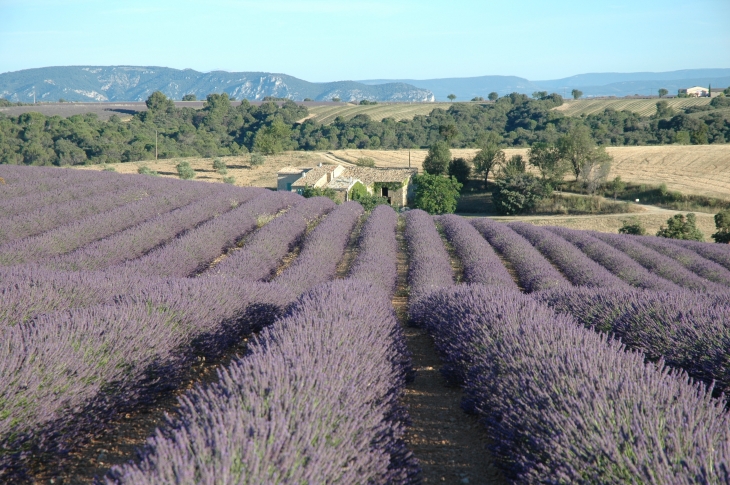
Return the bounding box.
[408,150,411,168]
[155,128,158,160]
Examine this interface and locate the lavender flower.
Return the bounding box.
[471,218,569,292]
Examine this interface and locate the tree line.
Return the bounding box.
[0,90,728,166]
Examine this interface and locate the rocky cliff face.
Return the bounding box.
[0,66,434,102]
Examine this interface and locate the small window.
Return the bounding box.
[286,183,292,191]
[381,187,389,197]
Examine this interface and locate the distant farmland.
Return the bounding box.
[1,98,715,123]
[302,102,453,124]
[554,97,712,117]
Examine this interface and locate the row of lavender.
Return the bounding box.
[407,210,730,482]
[105,205,417,482]
[473,220,730,396]
[2,170,301,475]
[1,185,376,480]
[0,188,307,477]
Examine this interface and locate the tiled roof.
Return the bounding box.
[290,166,336,187]
[327,177,360,190]
[340,167,417,186]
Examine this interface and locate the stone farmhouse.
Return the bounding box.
[277,163,417,207]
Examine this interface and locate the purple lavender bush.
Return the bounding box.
[0,165,112,200]
[471,218,568,292]
[590,231,724,291]
[0,182,218,266]
[508,221,627,288]
[536,285,730,396]
[43,188,263,271]
[106,280,418,485]
[122,191,301,278]
[0,185,156,245]
[404,209,455,308]
[274,201,364,295]
[413,285,730,483]
[0,280,293,479]
[0,172,141,218]
[438,214,518,289]
[635,235,730,286]
[546,226,680,291]
[348,204,399,294]
[669,238,730,272]
[205,196,335,280]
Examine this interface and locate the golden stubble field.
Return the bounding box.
[76,144,728,239]
[75,151,338,189]
[330,144,730,199]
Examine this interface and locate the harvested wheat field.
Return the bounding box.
[330,145,730,199]
[489,208,718,241]
[75,151,340,189]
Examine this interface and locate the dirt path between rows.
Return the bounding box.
[394,219,505,484]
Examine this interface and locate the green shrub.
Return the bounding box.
[710,96,730,108]
[176,161,196,180]
[250,152,265,168]
[422,141,451,175]
[354,194,388,211]
[222,176,235,184]
[712,210,730,243]
[619,217,647,235]
[355,157,375,167]
[102,165,116,172]
[448,157,471,186]
[493,173,548,215]
[302,185,339,203]
[213,158,227,172]
[137,165,159,176]
[656,213,704,241]
[413,173,462,215]
[349,181,369,200]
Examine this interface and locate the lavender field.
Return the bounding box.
[2,166,730,484]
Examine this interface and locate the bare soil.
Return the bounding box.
[27,338,252,485]
[394,219,505,484]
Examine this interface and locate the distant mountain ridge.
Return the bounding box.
[0,66,435,103]
[2,66,728,104]
[360,69,730,100]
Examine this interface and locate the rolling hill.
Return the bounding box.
[361,69,730,100]
[0,66,435,103]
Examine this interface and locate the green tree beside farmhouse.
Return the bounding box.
[712,210,730,243]
[557,125,595,179]
[448,157,471,185]
[413,173,462,214]
[423,141,452,175]
[472,142,505,188]
[658,88,668,98]
[493,173,548,215]
[528,142,568,185]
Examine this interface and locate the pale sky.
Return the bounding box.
[1,0,728,81]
